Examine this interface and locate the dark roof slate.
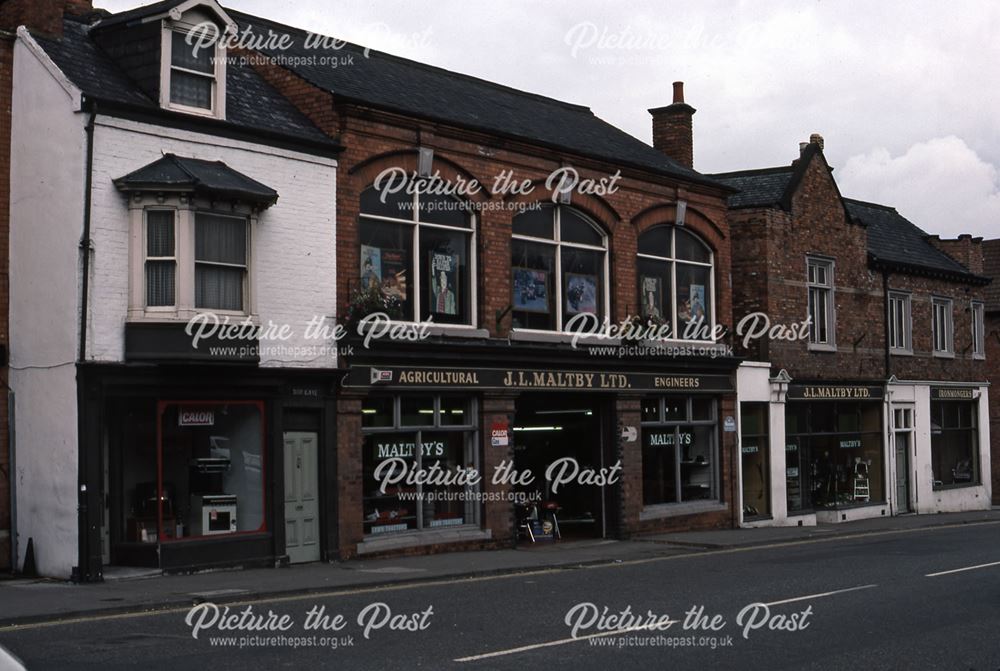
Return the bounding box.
[845,199,987,283]
[709,166,794,208]
[228,10,725,188]
[30,17,334,147]
[114,153,279,205]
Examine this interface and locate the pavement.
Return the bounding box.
[1,508,998,628]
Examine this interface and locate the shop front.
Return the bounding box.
[75,364,339,581]
[338,345,739,558]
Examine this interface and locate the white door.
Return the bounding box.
[284,431,321,564]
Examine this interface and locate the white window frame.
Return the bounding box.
[887,291,912,355]
[931,296,954,357]
[806,256,836,351]
[971,300,985,360]
[143,208,178,311]
[635,225,717,343]
[511,205,611,334]
[160,22,227,119]
[128,193,257,321]
[357,187,478,329]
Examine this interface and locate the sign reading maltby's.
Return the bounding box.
[786,384,884,401]
[346,366,734,392]
[930,387,978,400]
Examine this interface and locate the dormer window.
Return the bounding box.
[169,29,217,111]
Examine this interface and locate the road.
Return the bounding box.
[2,522,999,670]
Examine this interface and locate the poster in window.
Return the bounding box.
[381,249,408,301]
[679,283,706,322]
[565,273,598,315]
[640,275,662,319]
[429,252,459,315]
[360,245,381,291]
[513,267,549,313]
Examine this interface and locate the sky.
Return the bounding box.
[98,0,1000,239]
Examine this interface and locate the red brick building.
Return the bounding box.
[715,138,991,527]
[236,12,746,557]
[980,240,1000,504]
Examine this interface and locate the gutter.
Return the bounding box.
[79,100,96,361]
[882,269,891,379]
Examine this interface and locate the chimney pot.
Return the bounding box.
[799,142,809,154]
[810,133,825,151]
[672,81,685,104]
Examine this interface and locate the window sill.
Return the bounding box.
[357,526,490,555]
[639,500,726,521]
[509,328,620,346]
[932,482,980,491]
[807,344,837,353]
[890,349,913,357]
[932,351,955,359]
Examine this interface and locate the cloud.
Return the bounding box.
[837,137,1000,239]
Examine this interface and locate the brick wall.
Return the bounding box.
[987,313,1000,504]
[731,148,987,384]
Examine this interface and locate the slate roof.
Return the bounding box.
[845,199,988,284]
[29,16,335,148]
[709,166,794,209]
[114,153,279,205]
[227,10,725,188]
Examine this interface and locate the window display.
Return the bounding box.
[931,400,979,489]
[361,395,478,535]
[740,403,770,518]
[785,401,884,510]
[641,396,718,506]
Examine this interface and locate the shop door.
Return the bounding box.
[284,432,321,563]
[894,432,911,513]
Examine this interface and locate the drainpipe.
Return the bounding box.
[882,269,891,379]
[7,391,14,572]
[79,99,96,362]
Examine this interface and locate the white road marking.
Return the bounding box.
[762,583,878,606]
[926,560,1000,577]
[453,621,681,663]
[453,583,879,662]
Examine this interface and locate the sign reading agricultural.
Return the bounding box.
[346,366,734,393]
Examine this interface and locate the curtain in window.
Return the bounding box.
[170,71,212,109]
[146,211,175,306]
[195,214,247,311]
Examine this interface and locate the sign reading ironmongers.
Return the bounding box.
[787,384,884,401]
[930,387,977,400]
[345,366,734,393]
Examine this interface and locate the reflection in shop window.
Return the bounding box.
[641,396,718,506]
[931,400,979,489]
[740,403,770,518]
[362,395,479,535]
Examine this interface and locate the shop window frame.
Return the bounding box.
[639,396,720,508]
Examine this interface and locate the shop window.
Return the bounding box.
[932,297,954,356]
[806,257,835,349]
[511,205,608,331]
[358,183,475,325]
[931,400,979,489]
[888,292,912,354]
[971,301,985,359]
[124,401,266,544]
[636,225,715,341]
[785,401,885,510]
[640,396,718,506]
[362,395,478,535]
[740,403,770,518]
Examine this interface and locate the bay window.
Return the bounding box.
[195,213,249,311]
[145,210,177,307]
[511,205,608,331]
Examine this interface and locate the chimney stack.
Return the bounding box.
[0,0,94,38]
[809,133,824,151]
[649,81,696,169]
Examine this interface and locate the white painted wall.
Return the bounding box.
[9,36,86,577]
[909,384,991,514]
[88,117,338,368]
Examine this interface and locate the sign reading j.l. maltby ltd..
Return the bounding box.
[346,366,734,393]
[786,384,884,401]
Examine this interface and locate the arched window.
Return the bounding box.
[637,225,715,340]
[358,182,475,325]
[511,205,609,331]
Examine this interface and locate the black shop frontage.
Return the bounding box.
[337,341,740,558]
